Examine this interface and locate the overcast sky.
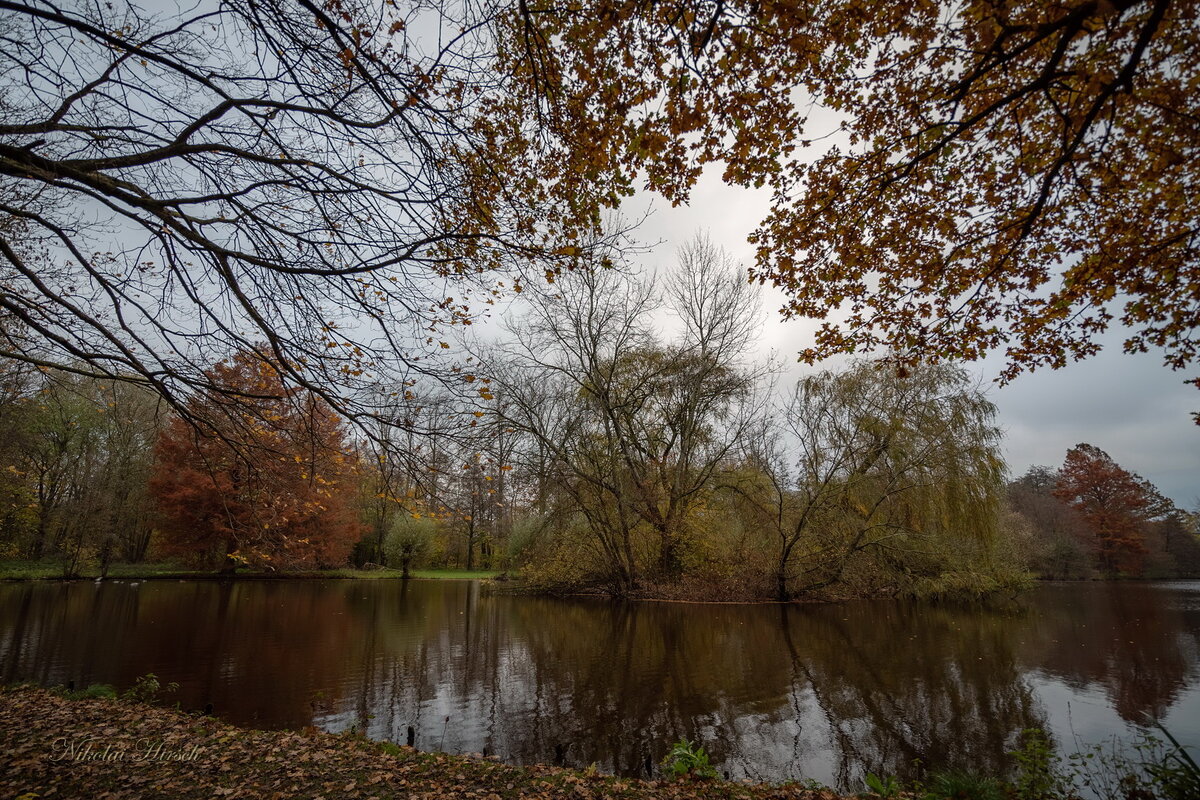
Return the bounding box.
[626,166,1200,507]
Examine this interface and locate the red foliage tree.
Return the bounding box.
[150,351,360,570]
[1053,444,1168,576]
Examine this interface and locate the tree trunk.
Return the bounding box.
[30,513,48,560]
[657,526,681,578]
[220,538,238,574]
[466,519,475,571]
[99,537,114,578]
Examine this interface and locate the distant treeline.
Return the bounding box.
[1009,450,1200,581]
[2,247,1196,597]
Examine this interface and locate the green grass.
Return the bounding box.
[103,563,212,578]
[0,560,217,580]
[0,560,502,581]
[409,568,502,580]
[0,560,65,579]
[316,567,408,579]
[270,567,502,580]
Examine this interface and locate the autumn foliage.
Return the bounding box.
[1052,444,1163,575]
[5,1,1196,432]
[150,351,360,570]
[508,1,1200,412]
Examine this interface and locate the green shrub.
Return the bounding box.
[862,772,902,798]
[505,515,546,565]
[662,737,717,780]
[921,770,1004,800]
[1008,724,1200,800]
[1142,723,1200,800]
[383,515,436,577]
[65,683,117,700]
[1010,728,1069,800]
[122,673,178,704]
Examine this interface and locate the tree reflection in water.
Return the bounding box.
[1,580,1197,791]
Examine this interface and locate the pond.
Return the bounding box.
[1,579,1198,790]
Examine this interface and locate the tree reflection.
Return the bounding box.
[2,580,1198,791]
[334,589,1051,786]
[779,601,1044,787]
[0,580,360,728]
[1015,583,1200,725]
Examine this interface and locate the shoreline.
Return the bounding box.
[0,563,502,583]
[0,686,845,800]
[4,563,1191,606]
[8,683,1189,800]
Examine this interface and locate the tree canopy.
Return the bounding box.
[487,239,765,593]
[1052,442,1171,575]
[0,0,624,429]
[1009,456,1199,579]
[4,0,1195,433]
[511,0,1199,412]
[150,350,360,570]
[729,359,1013,600]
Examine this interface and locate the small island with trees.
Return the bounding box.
[2,247,1196,595]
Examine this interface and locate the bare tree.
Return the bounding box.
[666,234,762,366]
[0,0,621,434]
[487,236,767,592]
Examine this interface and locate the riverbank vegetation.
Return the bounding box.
[483,245,1019,600]
[1009,448,1200,580]
[1,243,1196,597]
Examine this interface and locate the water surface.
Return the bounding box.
[1,579,1197,789]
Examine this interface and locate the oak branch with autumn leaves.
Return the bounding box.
[0,0,1196,432]
[509,0,1198,413]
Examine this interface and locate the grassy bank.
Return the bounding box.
[0,686,838,800]
[0,560,501,582]
[408,568,503,580]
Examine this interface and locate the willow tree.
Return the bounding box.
[728,361,1012,600]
